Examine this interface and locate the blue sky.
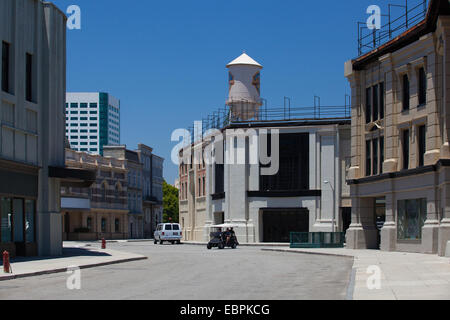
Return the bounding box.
[52,0,420,184]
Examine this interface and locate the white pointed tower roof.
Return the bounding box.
[226,52,263,68]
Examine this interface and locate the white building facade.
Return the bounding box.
[179,53,351,243]
[65,92,120,155]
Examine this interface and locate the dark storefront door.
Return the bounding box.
[262,209,309,243]
[375,198,386,249]
[342,207,352,235]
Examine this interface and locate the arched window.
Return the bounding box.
[115,182,122,195]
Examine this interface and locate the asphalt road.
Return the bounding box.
[0,243,353,300]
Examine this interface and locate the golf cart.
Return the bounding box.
[207,224,239,250]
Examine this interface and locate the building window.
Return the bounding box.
[102,184,107,202]
[379,82,385,119]
[366,140,371,177]
[372,138,379,176]
[402,74,410,111]
[1,198,12,243]
[397,199,427,240]
[372,85,378,122]
[203,177,205,196]
[115,219,120,233]
[380,137,384,174]
[13,199,24,242]
[87,217,92,231]
[365,87,372,124]
[366,83,385,123]
[260,133,309,191]
[215,164,224,194]
[418,125,426,167]
[418,67,427,106]
[2,41,10,93]
[366,137,383,177]
[402,129,410,170]
[26,53,33,102]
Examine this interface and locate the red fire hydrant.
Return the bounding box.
[3,251,10,274]
[101,238,106,249]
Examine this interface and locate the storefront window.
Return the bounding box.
[397,198,427,240]
[87,217,92,231]
[115,219,120,233]
[25,200,35,243]
[13,199,24,242]
[1,198,12,243]
[101,218,106,232]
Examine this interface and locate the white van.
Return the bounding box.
[154,223,182,245]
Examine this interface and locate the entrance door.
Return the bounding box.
[341,207,351,235]
[375,198,386,249]
[64,213,70,234]
[262,209,309,243]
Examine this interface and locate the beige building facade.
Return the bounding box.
[345,0,450,256]
[179,143,207,242]
[61,149,129,241]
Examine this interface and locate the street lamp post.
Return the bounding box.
[324,180,336,232]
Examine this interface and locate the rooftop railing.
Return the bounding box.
[357,0,428,56]
[184,97,351,145]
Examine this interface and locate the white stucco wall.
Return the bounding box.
[202,124,350,243]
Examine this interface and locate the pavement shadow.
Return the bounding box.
[5,247,111,264]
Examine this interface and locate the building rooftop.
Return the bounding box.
[226,53,263,68]
[353,0,450,69]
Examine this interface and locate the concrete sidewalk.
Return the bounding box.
[0,243,147,281]
[263,247,450,300]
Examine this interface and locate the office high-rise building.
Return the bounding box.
[65,92,120,155]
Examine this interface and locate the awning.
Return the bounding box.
[49,166,96,188]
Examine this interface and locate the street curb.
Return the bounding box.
[182,242,290,247]
[346,268,357,301]
[0,256,147,282]
[261,248,355,259]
